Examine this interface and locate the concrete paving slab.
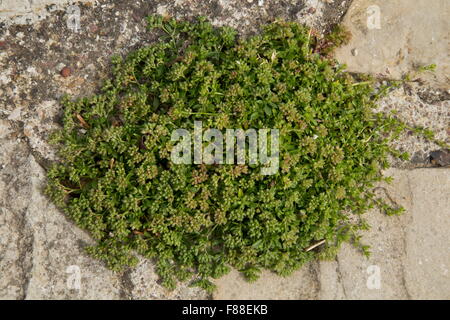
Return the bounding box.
[213,169,450,300]
[334,0,450,89]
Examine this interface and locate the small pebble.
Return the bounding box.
[60,66,72,78]
[430,150,450,167]
[351,48,358,56]
[89,24,99,33]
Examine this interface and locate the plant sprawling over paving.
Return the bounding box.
[47,16,418,291]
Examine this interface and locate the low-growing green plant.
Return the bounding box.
[46,16,436,292]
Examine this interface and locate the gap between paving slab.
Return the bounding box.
[0,0,94,26]
[1,0,448,300]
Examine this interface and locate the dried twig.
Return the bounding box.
[305,239,326,252]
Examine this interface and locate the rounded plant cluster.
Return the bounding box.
[47,16,407,291]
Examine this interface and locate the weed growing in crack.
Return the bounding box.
[46,16,442,292]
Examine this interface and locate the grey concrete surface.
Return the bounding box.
[214,169,450,300]
[0,0,93,26]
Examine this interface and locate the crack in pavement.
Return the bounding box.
[119,268,135,300]
[334,254,348,299]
